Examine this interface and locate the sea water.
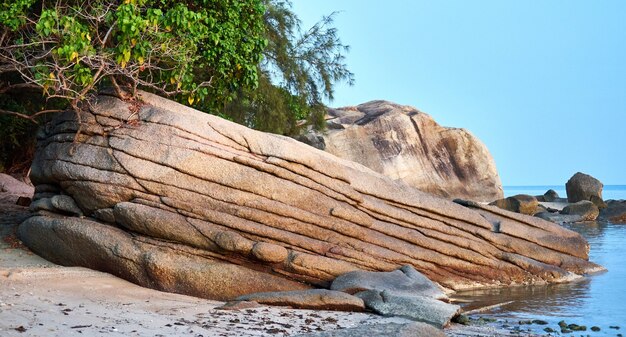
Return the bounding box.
[452,186,626,335]
[503,185,626,201]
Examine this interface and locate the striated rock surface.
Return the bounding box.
[19,91,602,301]
[315,101,503,202]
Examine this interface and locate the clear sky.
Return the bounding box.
[292,1,626,186]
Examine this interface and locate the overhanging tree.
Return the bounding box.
[0,0,353,171]
[0,0,267,119]
[0,0,266,171]
[222,0,354,135]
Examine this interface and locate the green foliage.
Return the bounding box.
[222,0,354,135]
[0,0,266,171]
[0,0,35,31]
[1,0,352,170]
[1,0,266,107]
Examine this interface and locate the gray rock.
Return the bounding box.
[355,290,460,328]
[326,119,345,130]
[30,195,83,216]
[33,192,57,200]
[296,130,326,150]
[331,265,446,299]
[50,195,83,216]
[92,208,116,223]
[543,189,560,202]
[34,184,61,194]
[489,194,538,215]
[29,197,55,213]
[599,200,626,223]
[590,195,608,209]
[561,200,599,221]
[294,322,446,337]
[535,212,584,224]
[235,289,365,311]
[566,172,603,203]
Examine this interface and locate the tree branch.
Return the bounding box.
[0,108,63,123]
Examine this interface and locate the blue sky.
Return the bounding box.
[292,1,626,186]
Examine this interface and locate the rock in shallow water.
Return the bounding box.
[543,189,560,202]
[600,200,626,223]
[535,212,585,224]
[566,172,603,204]
[19,91,602,301]
[561,200,599,221]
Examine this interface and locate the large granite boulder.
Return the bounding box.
[19,91,602,301]
[312,101,503,202]
[566,172,603,204]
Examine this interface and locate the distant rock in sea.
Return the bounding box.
[566,172,604,207]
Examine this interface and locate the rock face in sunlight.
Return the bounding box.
[19,91,602,302]
[305,101,503,202]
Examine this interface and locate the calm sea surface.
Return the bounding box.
[452,185,626,335]
[503,185,626,200]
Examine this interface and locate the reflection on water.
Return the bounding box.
[452,221,626,335]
